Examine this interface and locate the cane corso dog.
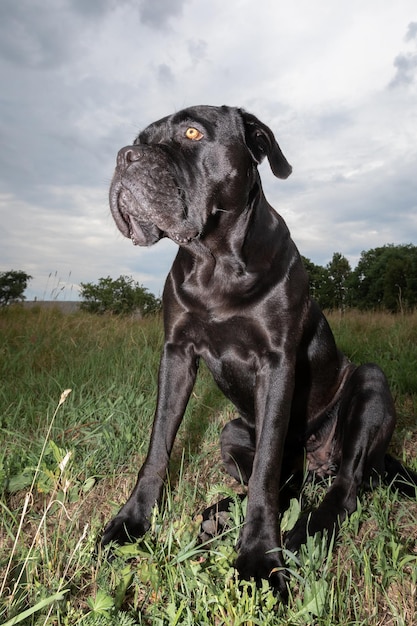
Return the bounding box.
[102,105,417,597]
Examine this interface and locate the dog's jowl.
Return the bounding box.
[102,105,417,598]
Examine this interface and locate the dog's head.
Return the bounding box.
[109,105,292,246]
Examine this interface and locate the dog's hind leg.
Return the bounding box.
[384,453,417,497]
[198,418,255,542]
[286,363,396,551]
[220,417,256,484]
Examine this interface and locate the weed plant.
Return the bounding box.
[0,306,416,624]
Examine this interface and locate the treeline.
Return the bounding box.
[303,244,417,313]
[2,244,416,314]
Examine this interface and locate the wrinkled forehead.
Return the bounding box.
[135,105,244,144]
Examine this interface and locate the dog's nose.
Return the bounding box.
[117,146,141,168]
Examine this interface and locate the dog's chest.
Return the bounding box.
[181,310,273,392]
[190,316,259,410]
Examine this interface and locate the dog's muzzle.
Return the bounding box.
[109,145,200,246]
[114,186,164,246]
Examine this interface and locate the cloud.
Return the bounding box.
[0,1,68,68]
[187,39,208,64]
[157,63,176,86]
[405,21,417,41]
[0,0,416,301]
[389,21,417,88]
[139,0,187,29]
[0,0,115,70]
[390,53,417,88]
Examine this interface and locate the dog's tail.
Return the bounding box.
[383,453,417,498]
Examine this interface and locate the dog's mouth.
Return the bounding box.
[112,186,162,246]
[125,213,163,246]
[112,185,200,247]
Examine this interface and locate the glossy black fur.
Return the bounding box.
[103,105,417,597]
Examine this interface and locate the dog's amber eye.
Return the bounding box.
[185,127,203,141]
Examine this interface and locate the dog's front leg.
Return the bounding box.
[101,342,198,547]
[234,354,294,598]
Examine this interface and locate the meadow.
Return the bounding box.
[0,306,416,625]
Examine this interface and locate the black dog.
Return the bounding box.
[103,105,417,597]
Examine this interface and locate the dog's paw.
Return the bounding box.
[101,512,149,548]
[285,510,338,554]
[234,547,289,600]
[284,516,308,553]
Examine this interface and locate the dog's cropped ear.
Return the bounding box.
[240,110,292,179]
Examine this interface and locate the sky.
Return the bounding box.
[1,0,416,301]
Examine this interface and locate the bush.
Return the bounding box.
[79,275,161,316]
[0,270,32,306]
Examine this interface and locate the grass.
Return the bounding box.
[0,306,416,625]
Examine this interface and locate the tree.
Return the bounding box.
[324,252,352,311]
[0,270,32,306]
[301,256,329,305]
[349,244,417,312]
[304,245,417,312]
[302,253,351,310]
[79,275,161,316]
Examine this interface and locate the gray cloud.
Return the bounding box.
[139,0,187,29]
[0,0,88,69]
[157,63,176,86]
[390,53,417,87]
[187,39,208,64]
[405,21,417,41]
[0,1,416,301]
[389,21,417,88]
[70,0,120,20]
